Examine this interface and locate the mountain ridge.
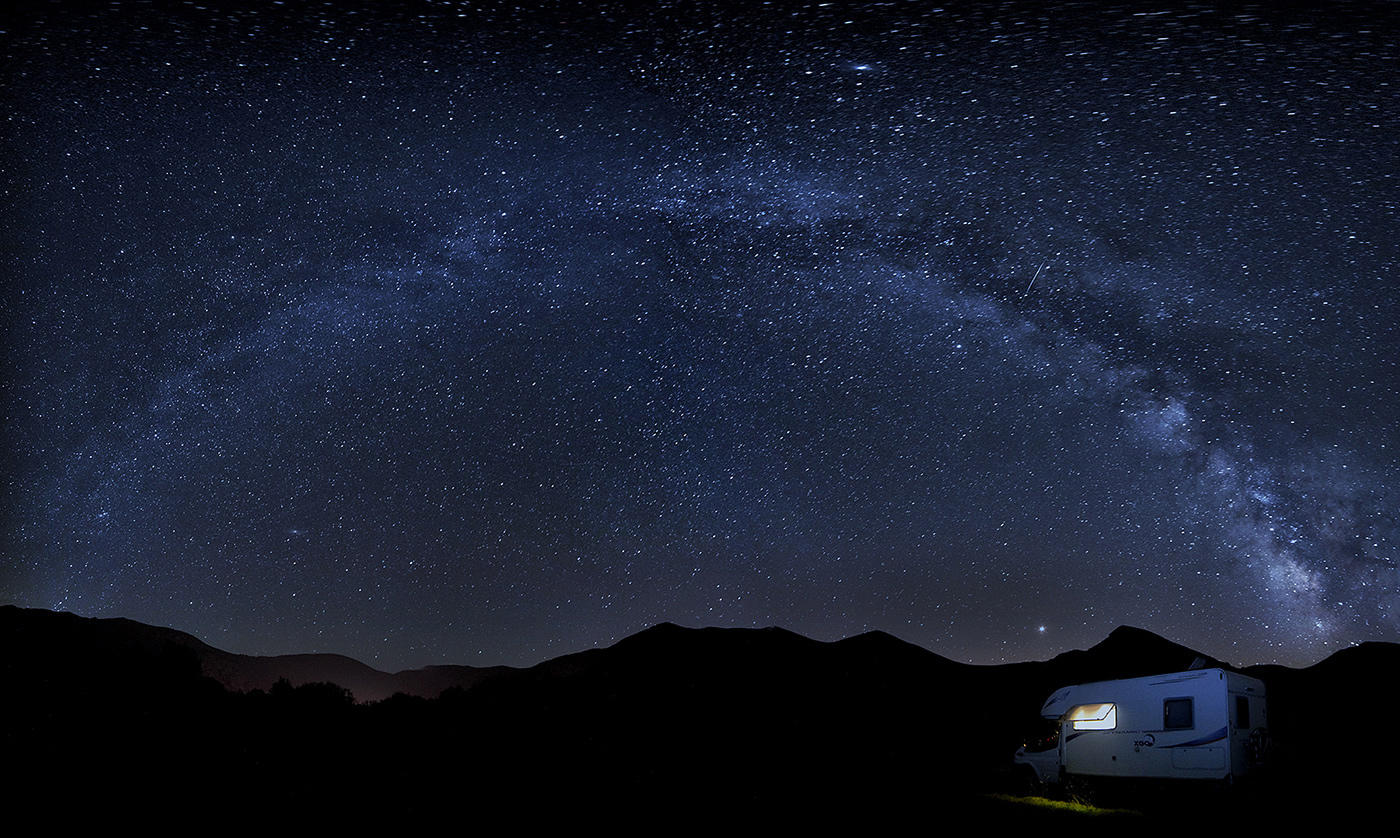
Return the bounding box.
[0,604,513,702]
[4,603,1393,702]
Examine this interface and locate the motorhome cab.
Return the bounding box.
[1014,668,1268,786]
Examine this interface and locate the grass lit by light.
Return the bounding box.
[983,794,1141,817]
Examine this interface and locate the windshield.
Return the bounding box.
[1021,717,1060,753]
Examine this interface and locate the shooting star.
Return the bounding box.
[1023,259,1048,296]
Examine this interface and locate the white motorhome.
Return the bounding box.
[1014,668,1268,786]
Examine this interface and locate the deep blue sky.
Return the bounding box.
[3,1,1397,670]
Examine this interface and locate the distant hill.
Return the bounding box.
[0,604,510,702]
[4,606,1217,705]
[7,604,1394,709]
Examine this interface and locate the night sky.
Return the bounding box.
[3,1,1397,671]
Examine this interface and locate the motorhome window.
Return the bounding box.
[1163,698,1194,730]
[1235,695,1250,729]
[1066,703,1117,730]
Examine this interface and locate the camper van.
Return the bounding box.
[1014,668,1268,786]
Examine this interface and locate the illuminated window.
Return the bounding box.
[1066,703,1117,730]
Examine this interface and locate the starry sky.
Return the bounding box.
[3,0,1397,670]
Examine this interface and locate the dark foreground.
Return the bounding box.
[3,607,1391,826]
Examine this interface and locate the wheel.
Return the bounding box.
[1062,773,1094,805]
[1012,764,1043,795]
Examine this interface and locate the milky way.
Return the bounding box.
[3,1,1397,669]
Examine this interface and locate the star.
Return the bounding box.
[1,1,1394,671]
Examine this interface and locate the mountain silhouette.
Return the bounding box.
[1047,624,1229,681]
[3,604,1397,824]
[0,604,508,702]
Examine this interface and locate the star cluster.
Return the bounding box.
[3,1,1397,669]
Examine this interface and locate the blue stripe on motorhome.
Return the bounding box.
[1162,726,1227,747]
